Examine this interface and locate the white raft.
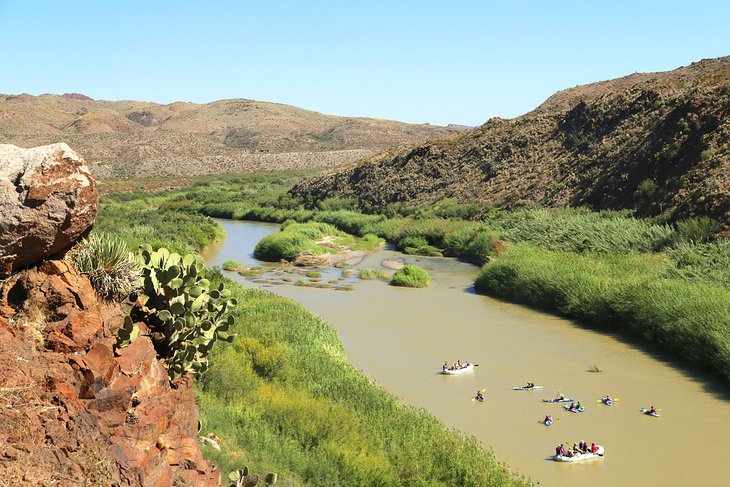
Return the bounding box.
[441,363,475,375]
[554,445,604,462]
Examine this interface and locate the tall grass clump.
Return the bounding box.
[673,216,721,244]
[390,265,432,288]
[484,208,674,253]
[475,245,730,380]
[71,232,141,300]
[664,240,730,288]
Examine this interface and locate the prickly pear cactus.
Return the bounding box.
[126,245,237,379]
[228,466,277,487]
[116,316,139,348]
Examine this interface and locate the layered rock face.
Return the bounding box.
[0,260,220,486]
[0,143,98,277]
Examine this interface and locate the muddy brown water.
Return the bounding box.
[203,220,730,486]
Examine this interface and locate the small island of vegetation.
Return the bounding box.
[390,264,432,288]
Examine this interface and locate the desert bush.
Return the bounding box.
[72,232,141,300]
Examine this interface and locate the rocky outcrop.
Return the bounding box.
[0,143,99,277]
[0,260,220,486]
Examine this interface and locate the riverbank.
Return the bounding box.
[205,218,730,487]
[96,187,531,486]
[99,174,730,384]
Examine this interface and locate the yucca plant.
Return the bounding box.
[72,232,141,300]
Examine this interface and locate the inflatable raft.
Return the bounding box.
[554,445,604,462]
[441,363,474,375]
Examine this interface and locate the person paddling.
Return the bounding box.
[476,390,484,401]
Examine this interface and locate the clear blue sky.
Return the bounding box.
[1,1,729,126]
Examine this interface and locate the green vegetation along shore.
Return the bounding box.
[96,175,530,486]
[99,173,730,383]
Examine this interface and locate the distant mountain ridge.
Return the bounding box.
[292,56,730,227]
[0,94,465,178]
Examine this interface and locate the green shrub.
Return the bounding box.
[71,232,140,300]
[390,265,432,288]
[254,232,315,261]
[254,222,354,262]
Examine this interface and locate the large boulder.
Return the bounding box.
[0,143,98,277]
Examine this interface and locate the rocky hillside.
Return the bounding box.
[0,144,219,485]
[292,57,730,226]
[0,94,465,179]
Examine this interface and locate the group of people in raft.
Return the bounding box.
[442,360,472,372]
[555,441,600,457]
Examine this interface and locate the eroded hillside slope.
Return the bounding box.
[0,94,465,178]
[292,57,730,226]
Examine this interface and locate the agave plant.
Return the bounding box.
[71,232,141,300]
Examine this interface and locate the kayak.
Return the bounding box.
[441,363,475,375]
[542,397,574,403]
[601,398,613,406]
[554,445,604,462]
[641,408,660,417]
[563,405,585,413]
[513,385,543,390]
[544,419,553,426]
[474,396,485,402]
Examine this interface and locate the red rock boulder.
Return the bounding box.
[0,143,98,277]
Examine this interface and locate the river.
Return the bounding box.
[202,219,730,486]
